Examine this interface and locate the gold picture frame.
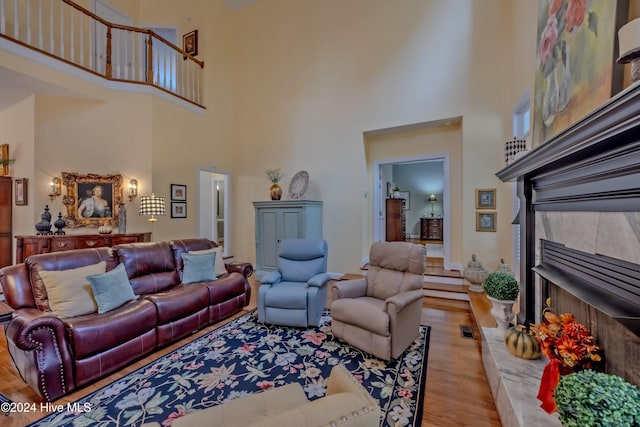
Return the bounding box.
[183,30,198,57]
[476,211,496,232]
[62,172,123,227]
[476,188,496,209]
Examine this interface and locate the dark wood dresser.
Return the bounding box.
[385,198,406,241]
[15,232,151,263]
[420,218,443,241]
[0,177,11,269]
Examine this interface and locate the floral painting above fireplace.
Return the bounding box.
[532,0,627,147]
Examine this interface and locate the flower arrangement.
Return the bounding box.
[555,370,640,427]
[530,298,601,414]
[265,168,284,184]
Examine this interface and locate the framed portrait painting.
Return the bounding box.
[61,172,123,227]
[532,0,628,147]
[476,212,497,232]
[476,189,496,209]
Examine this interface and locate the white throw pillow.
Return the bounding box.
[190,247,227,277]
[39,261,107,318]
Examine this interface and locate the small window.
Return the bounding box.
[513,93,531,141]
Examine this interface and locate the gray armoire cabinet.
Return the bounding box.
[253,200,323,278]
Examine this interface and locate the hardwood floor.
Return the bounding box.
[0,277,501,426]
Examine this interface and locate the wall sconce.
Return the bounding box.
[128,179,138,201]
[49,177,61,200]
[428,194,437,217]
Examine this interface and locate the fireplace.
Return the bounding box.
[497,83,640,388]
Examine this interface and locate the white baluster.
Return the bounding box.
[79,12,83,66]
[59,2,63,58]
[12,0,17,39]
[0,0,5,34]
[49,0,53,53]
[69,7,74,62]
[26,0,31,44]
[38,0,42,49]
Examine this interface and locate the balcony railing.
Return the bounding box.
[0,0,204,107]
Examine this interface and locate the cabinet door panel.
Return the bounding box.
[260,211,279,269]
[281,210,302,240]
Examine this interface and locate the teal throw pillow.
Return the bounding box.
[86,264,137,314]
[182,251,216,284]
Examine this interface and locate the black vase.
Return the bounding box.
[54,213,66,235]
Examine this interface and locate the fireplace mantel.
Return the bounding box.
[496,82,640,327]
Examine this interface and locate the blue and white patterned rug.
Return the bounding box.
[29,310,430,427]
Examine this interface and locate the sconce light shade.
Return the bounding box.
[128,179,138,201]
[49,177,61,200]
[139,193,165,222]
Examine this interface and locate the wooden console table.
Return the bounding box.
[420,218,443,241]
[15,233,151,264]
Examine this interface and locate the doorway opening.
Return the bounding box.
[198,168,230,256]
[374,154,452,270]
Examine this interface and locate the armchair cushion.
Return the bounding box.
[307,272,331,287]
[259,271,281,285]
[264,282,308,309]
[332,297,388,335]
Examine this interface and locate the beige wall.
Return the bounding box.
[1,0,544,274]
[228,0,523,273]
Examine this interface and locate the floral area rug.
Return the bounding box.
[29,310,431,427]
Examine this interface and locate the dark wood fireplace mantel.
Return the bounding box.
[533,240,640,337]
[496,82,640,328]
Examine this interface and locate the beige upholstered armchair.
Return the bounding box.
[331,241,425,360]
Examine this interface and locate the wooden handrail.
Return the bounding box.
[1,0,205,106]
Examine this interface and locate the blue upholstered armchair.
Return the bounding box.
[257,239,330,327]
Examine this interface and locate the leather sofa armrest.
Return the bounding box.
[225,261,254,278]
[307,272,331,287]
[259,271,282,286]
[332,278,367,300]
[5,308,75,401]
[386,289,425,312]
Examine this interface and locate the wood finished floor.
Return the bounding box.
[0,277,501,427]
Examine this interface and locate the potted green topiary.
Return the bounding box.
[483,271,519,332]
[554,370,640,427]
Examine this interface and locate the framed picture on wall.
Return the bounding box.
[476,188,496,209]
[183,30,198,57]
[171,184,187,201]
[476,211,496,232]
[15,178,27,206]
[171,202,187,218]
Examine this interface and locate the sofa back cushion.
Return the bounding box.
[26,247,116,311]
[114,241,179,295]
[170,239,219,279]
[367,241,425,300]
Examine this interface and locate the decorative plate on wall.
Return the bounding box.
[288,170,309,199]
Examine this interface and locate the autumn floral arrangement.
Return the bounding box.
[529,299,601,414]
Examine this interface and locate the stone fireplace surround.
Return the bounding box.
[490,83,640,425]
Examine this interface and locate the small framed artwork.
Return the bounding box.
[171,202,187,218]
[476,211,496,232]
[183,30,198,57]
[397,191,410,210]
[476,188,496,209]
[15,178,27,206]
[171,184,187,201]
[386,182,392,198]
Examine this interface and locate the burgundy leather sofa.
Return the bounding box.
[0,238,253,401]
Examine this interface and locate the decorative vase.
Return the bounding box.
[557,45,572,112]
[54,213,66,235]
[463,254,488,293]
[35,205,53,235]
[118,204,127,233]
[487,296,516,333]
[269,183,282,200]
[542,69,559,127]
[98,225,112,234]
